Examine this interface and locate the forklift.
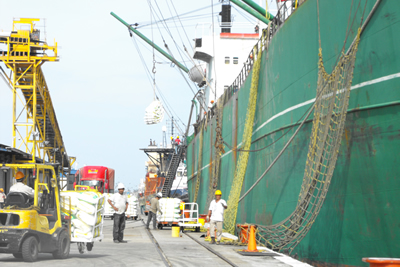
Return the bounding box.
[0,163,70,262]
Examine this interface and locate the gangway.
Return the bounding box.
[0,18,75,185]
[161,145,186,197]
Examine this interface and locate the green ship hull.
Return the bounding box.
[187,0,400,266]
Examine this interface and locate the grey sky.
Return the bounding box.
[0,0,274,191]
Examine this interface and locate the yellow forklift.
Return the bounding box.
[0,163,70,262]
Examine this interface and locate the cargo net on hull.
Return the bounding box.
[205,99,225,212]
[256,29,362,254]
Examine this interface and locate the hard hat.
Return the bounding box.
[171,136,173,139]
[177,136,179,139]
[117,183,125,189]
[156,192,162,198]
[215,190,222,195]
[15,171,25,180]
[0,188,3,192]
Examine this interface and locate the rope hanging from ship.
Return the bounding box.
[193,120,205,203]
[205,99,225,213]
[224,41,264,234]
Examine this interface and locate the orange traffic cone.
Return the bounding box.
[244,225,258,252]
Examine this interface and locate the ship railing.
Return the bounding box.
[222,1,301,101]
[193,0,304,131]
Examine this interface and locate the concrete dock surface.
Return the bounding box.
[0,216,312,266]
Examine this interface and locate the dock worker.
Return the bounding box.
[139,193,146,215]
[175,136,181,145]
[179,201,185,217]
[9,171,34,199]
[207,190,227,245]
[146,192,163,230]
[108,183,130,243]
[0,188,6,208]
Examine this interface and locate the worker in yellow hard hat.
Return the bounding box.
[180,201,185,217]
[9,171,34,198]
[0,188,6,209]
[174,136,181,155]
[207,189,227,245]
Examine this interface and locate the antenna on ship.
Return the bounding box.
[166,117,176,141]
[162,126,167,148]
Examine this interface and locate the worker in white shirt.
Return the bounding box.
[9,171,34,198]
[108,183,129,243]
[207,190,227,245]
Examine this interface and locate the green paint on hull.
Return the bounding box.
[187,0,400,266]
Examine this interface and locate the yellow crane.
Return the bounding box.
[0,18,75,182]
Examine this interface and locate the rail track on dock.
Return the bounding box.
[139,216,237,267]
[183,232,239,267]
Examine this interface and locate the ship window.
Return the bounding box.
[225,57,230,64]
[233,57,238,64]
[195,38,202,48]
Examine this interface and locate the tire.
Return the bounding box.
[86,242,93,251]
[12,253,23,259]
[52,230,70,259]
[21,236,39,262]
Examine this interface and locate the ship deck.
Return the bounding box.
[0,215,311,266]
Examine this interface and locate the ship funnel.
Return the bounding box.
[188,65,206,87]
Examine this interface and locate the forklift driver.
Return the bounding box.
[9,171,35,199]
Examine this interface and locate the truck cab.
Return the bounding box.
[75,166,114,194]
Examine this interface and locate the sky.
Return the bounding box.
[0,0,276,191]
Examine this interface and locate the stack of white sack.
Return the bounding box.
[60,191,80,216]
[126,195,138,217]
[103,193,115,216]
[61,191,105,240]
[157,198,181,222]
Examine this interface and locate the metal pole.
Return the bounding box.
[110,12,189,73]
[185,101,195,138]
[230,0,271,25]
[241,0,275,19]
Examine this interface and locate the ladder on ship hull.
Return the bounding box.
[161,145,186,198]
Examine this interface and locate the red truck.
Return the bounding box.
[74,166,115,193]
